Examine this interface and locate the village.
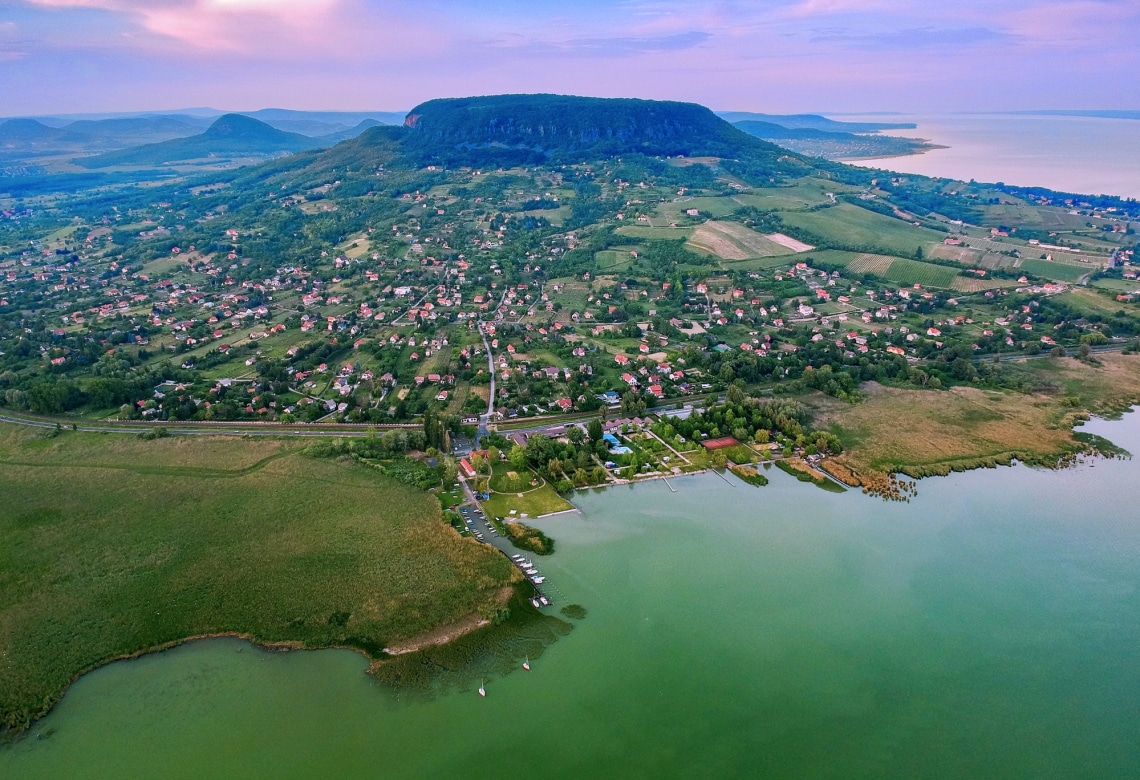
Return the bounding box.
[2,157,1138,433]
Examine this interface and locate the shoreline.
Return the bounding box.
[2,587,521,741]
[8,402,1135,738]
[835,142,949,163]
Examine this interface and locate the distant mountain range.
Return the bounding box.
[715,112,916,133]
[73,114,336,168]
[0,110,402,169]
[0,99,946,174]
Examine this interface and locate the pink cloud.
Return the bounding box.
[20,0,437,59]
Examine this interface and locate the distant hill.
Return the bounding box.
[60,116,203,145]
[241,109,405,130]
[317,119,385,144]
[717,112,915,134]
[75,114,328,168]
[732,121,859,141]
[733,119,936,161]
[0,119,79,147]
[398,94,790,166]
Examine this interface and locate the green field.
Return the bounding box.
[813,250,961,288]
[615,225,694,240]
[595,248,637,272]
[1091,277,1140,293]
[0,426,514,733]
[732,180,848,211]
[685,220,798,261]
[1018,259,1093,282]
[721,256,799,271]
[871,257,960,288]
[781,203,945,257]
[482,463,574,519]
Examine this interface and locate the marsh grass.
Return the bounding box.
[0,426,512,734]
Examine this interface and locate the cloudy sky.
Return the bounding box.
[1,0,1136,116]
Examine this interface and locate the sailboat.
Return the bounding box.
[478,679,486,697]
[523,656,531,671]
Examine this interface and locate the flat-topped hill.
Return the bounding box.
[397,93,790,165]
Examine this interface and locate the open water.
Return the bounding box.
[3,414,1140,778]
[842,113,1140,200]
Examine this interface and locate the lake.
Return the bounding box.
[4,413,1140,778]
[841,113,1140,200]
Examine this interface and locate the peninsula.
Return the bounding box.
[2,93,1138,735]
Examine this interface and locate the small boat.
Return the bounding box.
[478,679,486,698]
[523,656,531,671]
[531,598,542,609]
[531,576,545,584]
[539,596,550,606]
[526,569,539,576]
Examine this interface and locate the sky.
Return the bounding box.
[1,0,1137,117]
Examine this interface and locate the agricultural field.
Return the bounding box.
[654,196,739,223]
[686,220,799,261]
[0,426,514,732]
[596,248,639,273]
[781,202,946,257]
[1057,287,1140,317]
[1018,259,1093,282]
[831,252,962,288]
[949,276,1018,293]
[734,179,856,211]
[614,225,694,240]
[1090,277,1140,293]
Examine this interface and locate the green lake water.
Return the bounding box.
[4,414,1140,779]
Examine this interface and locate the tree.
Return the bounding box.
[487,445,501,463]
[726,384,745,405]
[509,445,528,471]
[587,418,604,442]
[547,459,564,479]
[711,450,727,468]
[5,389,27,410]
[567,426,585,445]
[442,462,458,486]
[1078,343,1091,359]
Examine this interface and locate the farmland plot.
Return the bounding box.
[686,221,797,260]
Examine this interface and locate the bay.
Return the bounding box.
[842,113,1140,200]
[3,413,1140,779]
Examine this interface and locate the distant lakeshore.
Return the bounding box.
[842,112,1140,199]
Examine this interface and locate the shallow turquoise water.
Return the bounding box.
[3,414,1140,779]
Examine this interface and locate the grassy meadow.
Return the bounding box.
[809,355,1140,482]
[0,426,514,733]
[782,203,944,257]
